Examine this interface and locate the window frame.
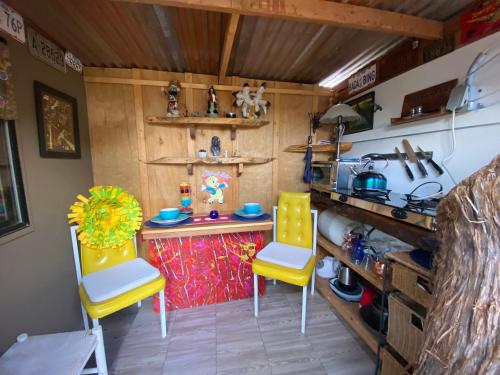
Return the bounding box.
[0,119,29,238]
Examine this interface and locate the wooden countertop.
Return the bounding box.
[141,219,273,239]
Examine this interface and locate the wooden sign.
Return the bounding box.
[461,0,500,44]
[27,27,66,73]
[65,51,83,73]
[423,37,455,63]
[348,64,376,95]
[0,2,25,44]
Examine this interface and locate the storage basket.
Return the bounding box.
[391,262,432,308]
[381,346,410,375]
[387,292,426,364]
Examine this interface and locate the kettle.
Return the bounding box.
[338,265,356,291]
[351,155,388,190]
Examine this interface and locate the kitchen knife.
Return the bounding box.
[402,139,428,177]
[395,146,414,180]
[417,146,444,175]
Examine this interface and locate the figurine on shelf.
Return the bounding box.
[162,80,181,117]
[207,85,218,117]
[232,82,271,119]
[210,136,221,157]
[179,182,193,214]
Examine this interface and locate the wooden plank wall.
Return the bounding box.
[84,67,332,218]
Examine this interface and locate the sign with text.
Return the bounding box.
[65,51,83,73]
[348,64,377,95]
[0,2,25,43]
[27,27,66,73]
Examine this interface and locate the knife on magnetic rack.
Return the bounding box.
[395,146,414,180]
[402,139,428,177]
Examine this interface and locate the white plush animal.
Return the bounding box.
[233,83,271,118]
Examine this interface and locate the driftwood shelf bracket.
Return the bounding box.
[187,163,193,175]
[237,163,244,176]
[189,125,196,140]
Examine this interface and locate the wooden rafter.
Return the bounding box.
[115,0,443,40]
[219,13,240,83]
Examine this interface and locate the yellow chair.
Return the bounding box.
[252,192,318,333]
[70,226,167,366]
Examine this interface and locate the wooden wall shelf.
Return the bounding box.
[147,156,273,176]
[284,143,352,153]
[390,109,449,126]
[146,116,270,140]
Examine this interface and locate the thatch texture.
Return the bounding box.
[415,155,500,375]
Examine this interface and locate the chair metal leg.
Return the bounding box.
[311,267,316,296]
[90,319,108,375]
[301,285,307,334]
[159,289,167,338]
[137,301,142,308]
[81,304,90,331]
[273,279,276,285]
[92,324,108,375]
[254,273,259,317]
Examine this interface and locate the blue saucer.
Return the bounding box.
[230,213,271,222]
[150,213,189,224]
[145,217,193,228]
[234,209,266,218]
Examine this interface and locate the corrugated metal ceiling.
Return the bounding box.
[7,0,474,83]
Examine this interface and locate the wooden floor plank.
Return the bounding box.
[102,281,375,374]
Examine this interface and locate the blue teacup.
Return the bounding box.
[244,203,261,214]
[159,208,180,220]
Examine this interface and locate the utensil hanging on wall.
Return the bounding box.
[417,146,444,175]
[402,139,428,177]
[395,146,414,180]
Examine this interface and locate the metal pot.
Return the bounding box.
[338,265,355,289]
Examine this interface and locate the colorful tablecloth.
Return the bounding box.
[148,231,266,311]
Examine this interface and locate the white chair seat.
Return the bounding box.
[256,241,312,269]
[82,258,160,303]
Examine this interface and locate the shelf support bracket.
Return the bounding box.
[237,163,244,177]
[230,126,236,140]
[187,163,193,175]
[189,125,196,140]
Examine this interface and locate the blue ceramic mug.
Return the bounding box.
[244,203,261,214]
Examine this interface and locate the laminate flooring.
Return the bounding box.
[101,281,376,375]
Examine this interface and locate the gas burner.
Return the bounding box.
[352,188,391,202]
[404,195,440,212]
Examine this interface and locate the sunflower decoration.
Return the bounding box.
[68,186,142,249]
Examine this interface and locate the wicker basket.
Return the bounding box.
[391,262,432,308]
[387,293,426,364]
[381,347,410,375]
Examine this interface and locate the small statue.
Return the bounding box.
[210,136,221,157]
[162,80,180,117]
[207,85,218,117]
[233,82,271,119]
[179,182,193,214]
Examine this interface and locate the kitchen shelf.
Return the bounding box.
[390,109,449,126]
[315,276,378,353]
[284,143,352,153]
[147,156,273,176]
[317,234,384,291]
[146,116,270,140]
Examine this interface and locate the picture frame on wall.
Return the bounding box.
[344,91,375,135]
[34,81,80,159]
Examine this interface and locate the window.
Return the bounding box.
[0,120,28,237]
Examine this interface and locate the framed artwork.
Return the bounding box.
[344,91,375,135]
[34,81,80,158]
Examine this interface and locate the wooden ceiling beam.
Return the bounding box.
[219,13,240,83]
[114,0,443,40]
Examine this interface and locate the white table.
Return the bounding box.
[0,327,107,375]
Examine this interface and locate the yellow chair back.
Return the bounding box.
[81,238,136,276]
[276,192,312,249]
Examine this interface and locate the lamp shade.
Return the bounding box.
[320,103,361,124]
